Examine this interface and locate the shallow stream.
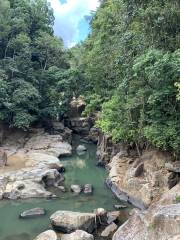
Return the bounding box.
[0,136,127,240]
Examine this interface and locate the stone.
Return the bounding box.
[94,208,107,224]
[107,211,120,224]
[84,184,93,194]
[61,230,94,240]
[70,96,86,117]
[57,186,66,192]
[2,168,64,199]
[65,117,91,135]
[3,179,54,199]
[50,211,96,233]
[34,230,57,240]
[94,208,107,217]
[165,162,180,173]
[24,132,72,157]
[88,127,99,144]
[107,150,173,209]
[76,145,87,152]
[70,185,82,194]
[20,208,46,219]
[0,128,72,200]
[113,185,180,240]
[101,222,118,237]
[114,204,127,210]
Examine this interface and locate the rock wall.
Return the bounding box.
[96,133,127,166]
[0,124,72,200]
[106,150,180,209]
[113,183,180,240]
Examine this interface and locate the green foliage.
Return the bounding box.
[72,0,180,154]
[0,0,74,129]
[83,94,103,116]
[176,195,180,203]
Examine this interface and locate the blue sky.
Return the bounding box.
[49,0,100,47]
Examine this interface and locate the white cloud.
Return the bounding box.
[48,0,100,47]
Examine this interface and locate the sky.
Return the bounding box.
[48,0,100,48]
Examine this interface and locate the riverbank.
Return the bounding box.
[0,126,129,240]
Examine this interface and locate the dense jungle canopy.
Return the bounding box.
[0,0,179,155]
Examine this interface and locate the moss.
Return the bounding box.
[175,195,180,203]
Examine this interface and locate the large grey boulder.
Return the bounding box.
[50,211,96,233]
[165,162,180,173]
[61,230,94,240]
[113,204,180,240]
[2,168,63,199]
[34,230,57,240]
[76,145,87,152]
[24,132,72,157]
[19,208,46,219]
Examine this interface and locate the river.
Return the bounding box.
[0,135,127,240]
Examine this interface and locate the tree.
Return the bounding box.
[71,0,180,155]
[0,0,72,128]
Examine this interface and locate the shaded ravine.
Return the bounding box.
[0,135,128,240]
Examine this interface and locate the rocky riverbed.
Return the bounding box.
[0,116,179,240]
[96,132,180,240]
[0,125,72,200]
[0,122,129,240]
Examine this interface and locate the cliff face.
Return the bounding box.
[113,184,180,240]
[107,150,180,209]
[95,132,180,240]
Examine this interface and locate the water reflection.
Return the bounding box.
[4,233,31,240]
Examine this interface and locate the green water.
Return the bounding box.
[0,136,122,240]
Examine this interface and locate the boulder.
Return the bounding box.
[94,208,107,217]
[24,132,72,157]
[107,150,173,209]
[107,211,120,224]
[50,211,96,233]
[24,152,63,170]
[94,208,107,224]
[113,203,180,240]
[61,230,94,240]
[84,184,93,194]
[87,127,99,144]
[76,145,87,152]
[3,179,54,199]
[70,185,82,194]
[165,162,180,173]
[114,204,127,210]
[2,168,63,199]
[65,117,92,136]
[69,96,86,117]
[101,222,118,237]
[34,230,57,240]
[20,208,46,219]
